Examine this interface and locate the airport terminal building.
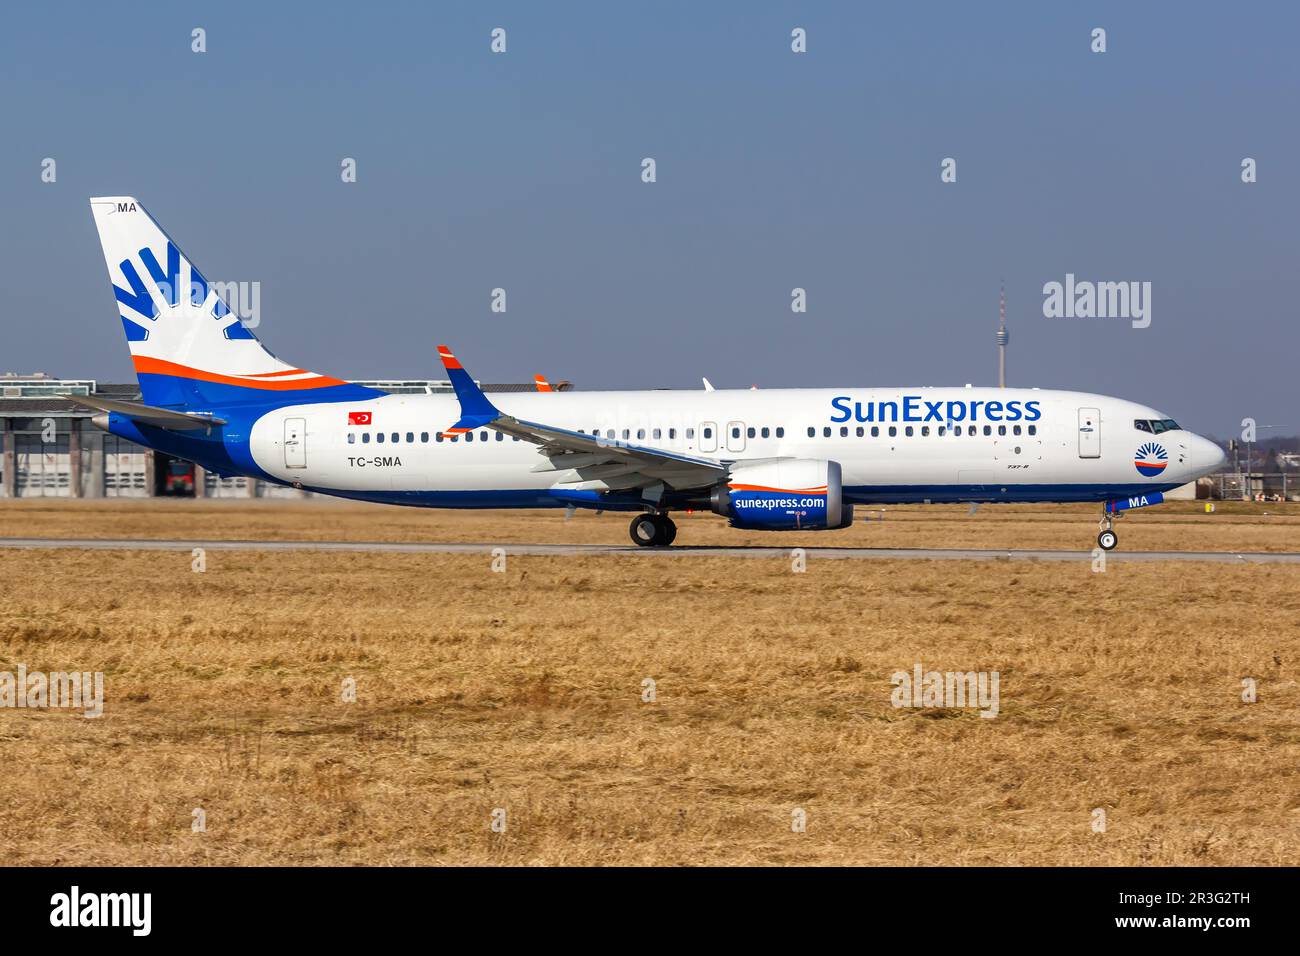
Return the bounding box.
[0,373,567,499]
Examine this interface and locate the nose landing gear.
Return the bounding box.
[630,512,677,547]
[1097,509,1120,551]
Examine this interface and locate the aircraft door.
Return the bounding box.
[1078,407,1100,458]
[699,421,718,453]
[726,421,746,453]
[284,417,307,469]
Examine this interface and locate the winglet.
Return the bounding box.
[534,375,553,392]
[437,345,501,437]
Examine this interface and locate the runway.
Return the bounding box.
[2,537,1299,563]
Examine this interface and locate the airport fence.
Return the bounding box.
[1212,472,1297,501]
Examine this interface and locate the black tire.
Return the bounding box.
[661,516,678,546]
[630,514,663,547]
[1098,529,1118,551]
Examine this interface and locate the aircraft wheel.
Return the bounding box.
[1097,529,1118,551]
[630,514,665,547]
[660,515,678,546]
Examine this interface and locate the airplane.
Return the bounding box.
[76,197,1227,550]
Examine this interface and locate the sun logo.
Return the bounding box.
[1134,442,1168,477]
[113,242,248,343]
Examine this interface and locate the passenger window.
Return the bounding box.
[775,427,784,438]
[669,429,677,439]
[703,427,713,439]
[637,429,645,439]
[905,426,914,437]
[436,433,443,443]
[856,426,864,437]
[998,425,1007,436]
[606,430,615,440]
[760,427,769,438]
[938,426,946,436]
[1012,425,1021,435]
[921,426,930,436]
[621,429,629,440]
[347,433,356,444]
[362,433,371,444]
[823,427,832,438]
[392,432,399,443]
[421,432,429,442]
[496,432,503,441]
[406,432,414,443]
[889,426,897,437]
[807,427,815,438]
[653,428,661,439]
[983,425,992,436]
[747,427,756,439]
[686,428,694,439]
[466,432,473,442]
[871,426,879,437]
[376,433,385,443]
[840,426,848,437]
[480,432,488,441]
[1028,425,1037,436]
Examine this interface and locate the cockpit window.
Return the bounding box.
[1137,418,1180,434]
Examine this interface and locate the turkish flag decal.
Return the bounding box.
[348,411,372,425]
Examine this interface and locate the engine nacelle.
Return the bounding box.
[711,459,853,531]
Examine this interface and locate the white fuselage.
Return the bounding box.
[246,386,1224,508]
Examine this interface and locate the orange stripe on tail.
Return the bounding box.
[131,356,348,390]
[436,345,462,370]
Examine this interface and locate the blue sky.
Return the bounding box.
[1,1,1297,436]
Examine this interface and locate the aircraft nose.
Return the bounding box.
[1193,434,1227,474]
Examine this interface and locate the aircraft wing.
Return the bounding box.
[437,345,725,494]
[63,396,227,431]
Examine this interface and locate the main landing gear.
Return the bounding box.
[1097,509,1120,551]
[629,512,677,547]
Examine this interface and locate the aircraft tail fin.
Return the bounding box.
[89,197,380,408]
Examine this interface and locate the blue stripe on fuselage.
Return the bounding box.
[841,483,1180,504]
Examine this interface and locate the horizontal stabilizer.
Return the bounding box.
[65,396,227,431]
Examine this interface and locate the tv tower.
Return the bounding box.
[996,280,1009,388]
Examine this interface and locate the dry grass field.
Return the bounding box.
[0,500,1298,866]
[1,495,1299,552]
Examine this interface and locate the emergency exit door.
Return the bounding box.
[699,421,718,453]
[726,421,746,453]
[1077,407,1100,458]
[284,417,307,468]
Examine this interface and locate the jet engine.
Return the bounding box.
[710,459,853,531]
